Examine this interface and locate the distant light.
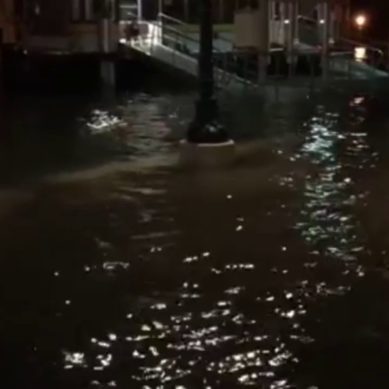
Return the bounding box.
[319,19,325,25]
[284,19,290,25]
[353,96,365,105]
[119,38,127,44]
[355,14,367,29]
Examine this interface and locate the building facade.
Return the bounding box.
[0,0,20,45]
[0,0,351,53]
[2,0,119,53]
[143,0,349,26]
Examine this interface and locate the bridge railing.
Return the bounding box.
[336,38,387,70]
[157,14,318,86]
[125,13,388,89]
[157,20,363,84]
[157,13,377,82]
[157,15,244,88]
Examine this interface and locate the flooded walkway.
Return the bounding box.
[1,87,389,389]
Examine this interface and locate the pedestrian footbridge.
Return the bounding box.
[121,14,389,92]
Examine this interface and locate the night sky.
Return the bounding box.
[352,0,389,40]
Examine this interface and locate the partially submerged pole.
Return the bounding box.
[98,0,116,87]
[187,0,228,143]
[318,1,330,80]
[182,0,234,167]
[257,0,269,83]
[285,0,297,77]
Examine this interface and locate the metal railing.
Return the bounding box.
[156,13,326,86]
[336,37,386,70]
[157,13,252,89]
[157,13,385,83]
[123,13,389,91]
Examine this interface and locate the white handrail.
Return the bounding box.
[158,13,186,26]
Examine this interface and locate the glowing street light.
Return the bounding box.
[355,14,367,30]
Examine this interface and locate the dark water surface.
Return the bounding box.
[2,86,389,389]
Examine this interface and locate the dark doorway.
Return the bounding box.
[27,0,71,35]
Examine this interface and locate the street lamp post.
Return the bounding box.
[318,1,330,80]
[187,0,228,144]
[98,0,116,87]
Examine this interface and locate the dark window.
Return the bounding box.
[85,0,96,20]
[274,2,281,20]
[225,0,239,23]
[71,0,82,21]
[14,0,24,18]
[142,0,159,20]
[188,0,199,23]
[237,0,257,10]
[27,0,71,35]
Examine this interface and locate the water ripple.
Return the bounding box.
[10,92,386,389]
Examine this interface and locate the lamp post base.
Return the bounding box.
[179,139,235,168]
[187,99,229,144]
[183,98,234,168]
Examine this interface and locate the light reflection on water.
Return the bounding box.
[1,90,389,389]
[296,98,373,269]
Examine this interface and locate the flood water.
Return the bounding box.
[2,84,389,389]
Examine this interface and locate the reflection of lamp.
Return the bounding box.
[354,46,367,61]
